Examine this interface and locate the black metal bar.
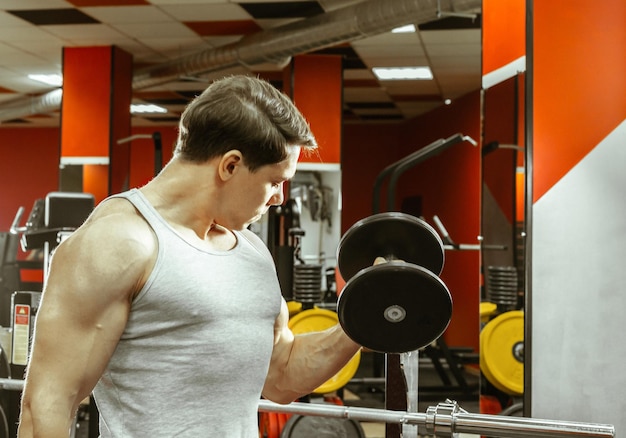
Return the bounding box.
[386,134,465,212]
[371,138,446,214]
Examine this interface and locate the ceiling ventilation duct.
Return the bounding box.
[0,88,62,123]
[133,0,481,89]
[0,0,480,122]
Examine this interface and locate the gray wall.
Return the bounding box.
[532,119,626,432]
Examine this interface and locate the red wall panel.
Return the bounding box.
[0,128,59,231]
[482,0,525,75]
[290,55,343,164]
[533,0,626,201]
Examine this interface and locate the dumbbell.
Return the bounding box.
[336,212,453,353]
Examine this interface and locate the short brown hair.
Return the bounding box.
[174,75,317,171]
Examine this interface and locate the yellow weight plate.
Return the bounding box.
[480,301,497,323]
[480,310,524,395]
[286,301,303,318]
[289,308,361,394]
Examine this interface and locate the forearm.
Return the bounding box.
[264,324,361,403]
[18,396,77,438]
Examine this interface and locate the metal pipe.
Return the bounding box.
[258,399,615,438]
[0,378,24,392]
[0,88,62,123]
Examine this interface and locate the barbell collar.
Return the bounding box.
[258,400,615,438]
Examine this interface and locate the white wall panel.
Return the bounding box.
[532,119,626,430]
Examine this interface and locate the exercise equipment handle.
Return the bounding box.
[372,137,446,214]
[386,133,469,212]
[9,206,26,234]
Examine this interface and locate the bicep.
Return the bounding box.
[262,300,295,396]
[25,224,152,405]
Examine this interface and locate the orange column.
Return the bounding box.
[60,46,133,202]
[284,54,343,164]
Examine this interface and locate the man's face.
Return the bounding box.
[222,146,301,230]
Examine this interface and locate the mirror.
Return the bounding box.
[479,73,526,415]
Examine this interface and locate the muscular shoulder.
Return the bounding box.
[52,197,157,296]
[80,198,155,251]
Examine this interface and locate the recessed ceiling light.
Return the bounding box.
[372,67,433,80]
[130,104,167,114]
[28,74,63,87]
[392,24,416,33]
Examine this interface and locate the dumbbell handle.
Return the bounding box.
[374,256,404,265]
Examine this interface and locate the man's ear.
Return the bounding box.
[218,150,243,181]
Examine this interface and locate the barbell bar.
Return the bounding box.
[0,377,615,437]
[258,399,615,438]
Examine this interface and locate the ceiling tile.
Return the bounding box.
[147,0,224,4]
[80,5,173,23]
[420,29,480,45]
[7,8,99,25]
[159,3,251,21]
[343,87,391,102]
[418,14,481,31]
[0,25,64,42]
[68,0,148,5]
[139,36,209,58]
[110,21,198,39]
[42,23,130,40]
[0,1,73,10]
[239,1,323,19]
[0,10,33,26]
[185,20,261,36]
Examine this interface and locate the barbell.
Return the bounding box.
[0,377,614,438]
[258,399,616,438]
[335,212,453,353]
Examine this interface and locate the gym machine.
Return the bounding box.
[1,192,95,438]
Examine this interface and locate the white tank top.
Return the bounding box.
[93,189,281,437]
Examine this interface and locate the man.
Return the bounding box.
[18,75,361,437]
